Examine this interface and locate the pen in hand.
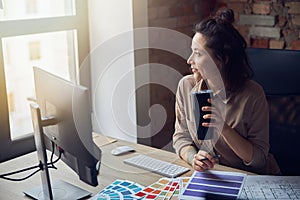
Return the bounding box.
[199,155,220,162]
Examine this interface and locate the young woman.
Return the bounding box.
[173,9,280,175]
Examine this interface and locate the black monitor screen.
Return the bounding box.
[33,67,101,186]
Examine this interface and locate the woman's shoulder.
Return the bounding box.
[178,74,195,89]
[240,79,266,99]
[245,80,265,93]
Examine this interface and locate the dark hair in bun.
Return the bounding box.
[193,8,253,92]
[215,8,235,24]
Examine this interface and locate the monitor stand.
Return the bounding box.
[23,180,91,200]
[23,104,91,200]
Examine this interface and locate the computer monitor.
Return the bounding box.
[24,67,101,199]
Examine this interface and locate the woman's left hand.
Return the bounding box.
[193,150,217,171]
[201,98,228,135]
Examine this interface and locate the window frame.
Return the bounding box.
[0,0,90,162]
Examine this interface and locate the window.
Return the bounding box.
[3,31,75,139]
[0,0,89,162]
[28,41,41,60]
[0,0,75,21]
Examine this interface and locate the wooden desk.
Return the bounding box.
[0,135,253,199]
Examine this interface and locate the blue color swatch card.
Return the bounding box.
[179,170,246,200]
[90,179,144,200]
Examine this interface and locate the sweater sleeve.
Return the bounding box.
[244,85,270,168]
[172,78,194,156]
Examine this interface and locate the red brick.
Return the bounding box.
[269,40,285,49]
[170,4,183,17]
[291,40,300,50]
[235,12,239,24]
[157,6,170,18]
[278,16,287,27]
[164,0,180,5]
[174,27,193,37]
[253,0,272,1]
[284,29,299,47]
[236,25,249,39]
[148,8,158,20]
[272,3,284,16]
[174,27,186,34]
[291,15,300,26]
[244,4,252,15]
[282,29,289,38]
[177,16,189,27]
[285,2,300,14]
[149,18,178,29]
[217,2,228,10]
[228,3,244,13]
[196,2,211,17]
[251,38,269,48]
[189,15,201,26]
[252,3,270,15]
[182,0,191,4]
[148,0,165,8]
[183,4,195,15]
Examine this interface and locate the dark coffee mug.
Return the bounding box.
[192,90,214,140]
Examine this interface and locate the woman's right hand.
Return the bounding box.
[192,150,217,171]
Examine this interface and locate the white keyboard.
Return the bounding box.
[123,154,190,178]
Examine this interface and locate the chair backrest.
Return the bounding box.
[246,48,300,175]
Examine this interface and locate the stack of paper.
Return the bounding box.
[179,170,246,200]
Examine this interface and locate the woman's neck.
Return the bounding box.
[206,75,225,93]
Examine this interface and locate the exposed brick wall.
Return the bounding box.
[145,0,216,150]
[140,0,300,150]
[148,0,216,36]
[217,0,300,50]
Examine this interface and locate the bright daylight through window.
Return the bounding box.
[0,0,78,140]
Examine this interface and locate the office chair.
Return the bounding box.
[246,48,300,175]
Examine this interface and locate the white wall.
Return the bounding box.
[87,0,137,143]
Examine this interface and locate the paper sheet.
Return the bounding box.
[240,175,300,199]
[93,133,117,147]
[179,170,246,200]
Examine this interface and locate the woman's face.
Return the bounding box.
[187,33,221,82]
